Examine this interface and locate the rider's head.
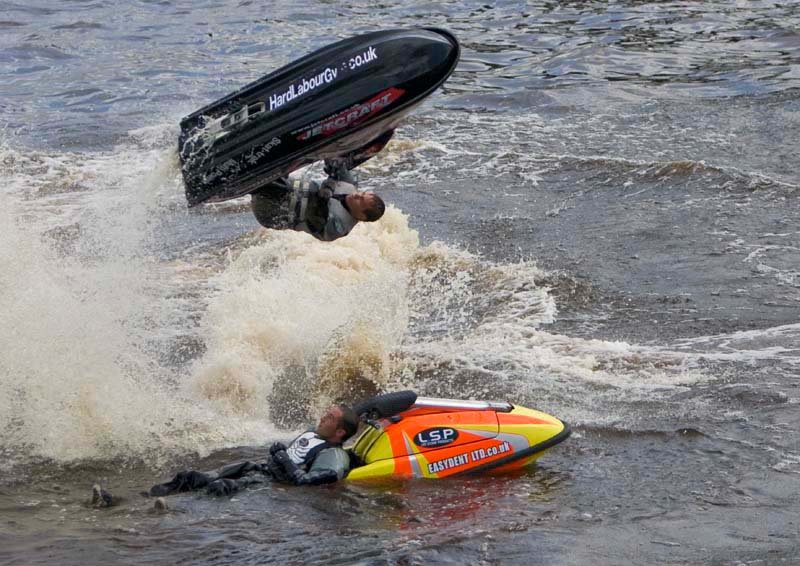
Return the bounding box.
[316,404,359,444]
[345,191,385,222]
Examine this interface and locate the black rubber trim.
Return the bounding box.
[457,421,572,477]
[353,390,417,419]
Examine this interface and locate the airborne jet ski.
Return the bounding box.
[179,28,460,206]
[345,391,570,481]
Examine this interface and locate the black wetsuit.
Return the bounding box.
[148,431,350,497]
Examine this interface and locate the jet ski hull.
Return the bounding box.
[346,397,570,481]
[179,28,460,206]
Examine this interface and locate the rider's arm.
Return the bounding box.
[320,180,358,241]
[272,447,350,485]
[321,215,352,242]
[297,182,330,239]
[295,179,357,242]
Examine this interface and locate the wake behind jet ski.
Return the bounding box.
[178,28,460,238]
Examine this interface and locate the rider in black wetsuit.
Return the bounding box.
[147,405,359,497]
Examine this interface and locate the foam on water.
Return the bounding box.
[0,127,719,466]
[665,323,800,365]
[1,146,173,463]
[0,137,276,466]
[388,110,800,194]
[188,207,417,418]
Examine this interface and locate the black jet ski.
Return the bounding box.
[179,28,460,206]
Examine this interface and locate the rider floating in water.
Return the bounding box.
[91,405,359,508]
[149,404,358,497]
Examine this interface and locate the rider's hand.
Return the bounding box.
[269,442,287,456]
[318,180,334,200]
[271,450,304,485]
[272,449,292,467]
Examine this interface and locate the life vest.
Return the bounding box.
[286,430,337,471]
[290,179,358,241]
[325,189,358,240]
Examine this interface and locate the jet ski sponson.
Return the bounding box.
[179,28,460,206]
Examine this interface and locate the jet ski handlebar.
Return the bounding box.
[353,391,515,423]
[353,390,418,421]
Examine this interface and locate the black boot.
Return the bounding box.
[148,470,213,497]
[91,484,114,508]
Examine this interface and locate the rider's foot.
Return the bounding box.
[91,484,114,508]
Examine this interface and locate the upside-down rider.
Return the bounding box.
[249,130,393,242]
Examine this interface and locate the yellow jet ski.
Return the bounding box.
[346,391,570,481]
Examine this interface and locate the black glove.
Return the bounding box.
[206,478,239,496]
[272,450,304,483]
[265,456,291,483]
[273,450,340,485]
[269,442,287,456]
[318,180,335,200]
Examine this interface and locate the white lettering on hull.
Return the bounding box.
[349,45,378,70]
[269,67,339,111]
